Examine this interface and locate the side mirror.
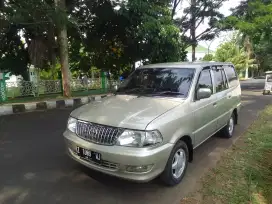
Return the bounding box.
[196,88,212,100]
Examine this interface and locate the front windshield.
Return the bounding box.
[116,68,195,98]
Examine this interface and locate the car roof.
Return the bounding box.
[139,61,234,70]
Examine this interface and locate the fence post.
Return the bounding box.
[0,73,7,102]
[101,71,106,92]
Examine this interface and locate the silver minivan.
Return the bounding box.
[64,62,241,186]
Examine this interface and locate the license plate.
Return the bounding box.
[77,147,102,163]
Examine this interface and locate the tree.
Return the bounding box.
[54,0,71,97]
[119,0,187,65]
[202,53,213,61]
[0,0,55,77]
[69,0,187,73]
[0,0,73,96]
[214,39,257,75]
[171,0,183,19]
[1,0,188,89]
[174,0,226,61]
[224,0,272,73]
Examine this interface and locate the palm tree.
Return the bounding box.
[214,33,257,78]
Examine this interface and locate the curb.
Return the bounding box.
[0,94,111,116]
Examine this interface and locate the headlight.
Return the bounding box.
[116,130,163,147]
[67,117,77,133]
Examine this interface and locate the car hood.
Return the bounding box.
[70,95,183,130]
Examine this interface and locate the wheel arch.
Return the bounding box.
[233,108,238,124]
[179,135,193,162]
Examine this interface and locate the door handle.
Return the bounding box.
[228,95,232,99]
[213,102,217,106]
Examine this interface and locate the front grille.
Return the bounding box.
[76,120,121,145]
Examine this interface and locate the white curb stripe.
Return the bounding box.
[65,99,74,107]
[81,97,89,104]
[0,106,13,115]
[95,96,102,100]
[46,101,57,109]
[25,103,37,111]
[0,94,109,116]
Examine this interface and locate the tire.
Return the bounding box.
[160,140,189,186]
[221,113,235,138]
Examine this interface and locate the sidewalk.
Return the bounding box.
[0,93,112,116]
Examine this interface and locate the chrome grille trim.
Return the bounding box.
[76,120,122,145]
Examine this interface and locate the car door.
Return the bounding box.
[191,68,218,146]
[211,66,230,130]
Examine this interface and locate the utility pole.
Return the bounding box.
[54,0,71,97]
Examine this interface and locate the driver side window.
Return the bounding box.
[196,69,213,93]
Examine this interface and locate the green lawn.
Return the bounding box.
[181,105,272,204]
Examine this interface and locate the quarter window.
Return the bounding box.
[224,65,238,87]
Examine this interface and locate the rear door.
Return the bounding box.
[211,66,230,130]
[224,65,241,113]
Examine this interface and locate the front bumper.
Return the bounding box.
[63,130,173,182]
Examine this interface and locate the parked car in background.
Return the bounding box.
[263,71,272,95]
[63,62,241,186]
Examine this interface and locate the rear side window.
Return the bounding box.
[224,65,238,87]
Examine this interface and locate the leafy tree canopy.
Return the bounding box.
[0,0,187,78]
[202,53,213,61]
[214,38,257,72]
[223,0,272,72]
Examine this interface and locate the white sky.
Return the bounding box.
[176,0,242,50]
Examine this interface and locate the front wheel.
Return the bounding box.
[160,140,189,186]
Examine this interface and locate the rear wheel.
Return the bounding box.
[160,140,189,186]
[221,113,235,138]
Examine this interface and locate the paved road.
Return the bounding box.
[240,78,265,90]
[0,81,271,204]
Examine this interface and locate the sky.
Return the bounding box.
[176,0,242,50]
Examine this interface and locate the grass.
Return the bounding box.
[0,89,111,104]
[181,105,272,204]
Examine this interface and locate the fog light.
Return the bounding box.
[126,164,153,173]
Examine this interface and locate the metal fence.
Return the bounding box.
[6,79,119,98]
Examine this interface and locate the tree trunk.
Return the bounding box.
[245,61,249,79]
[190,0,196,62]
[244,36,251,80]
[54,0,71,97]
[192,45,196,61]
[48,24,56,79]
